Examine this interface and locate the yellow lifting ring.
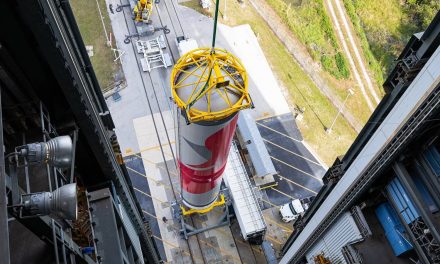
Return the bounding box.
[170,47,252,123]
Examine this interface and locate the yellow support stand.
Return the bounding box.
[180,194,226,216]
[258,182,279,190]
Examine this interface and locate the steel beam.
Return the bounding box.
[88,188,125,264]
[28,1,160,260]
[393,161,440,244]
[8,163,19,205]
[69,129,78,183]
[0,86,11,263]
[416,155,440,208]
[181,208,231,238]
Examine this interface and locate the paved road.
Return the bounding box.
[257,114,326,207]
[333,0,381,104]
[325,0,376,111]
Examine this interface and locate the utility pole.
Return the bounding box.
[326,88,354,134]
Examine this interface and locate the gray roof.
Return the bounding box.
[237,110,277,177]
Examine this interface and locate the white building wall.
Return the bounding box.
[305,212,362,264]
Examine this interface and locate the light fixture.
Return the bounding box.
[19,183,78,221]
[15,135,73,168]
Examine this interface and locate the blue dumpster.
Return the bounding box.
[375,202,413,256]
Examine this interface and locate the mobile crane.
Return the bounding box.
[117,0,168,42]
[133,0,153,24]
[116,0,157,24]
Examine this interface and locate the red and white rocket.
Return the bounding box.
[171,48,251,209]
[177,114,239,209]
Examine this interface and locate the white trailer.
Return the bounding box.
[224,142,266,244]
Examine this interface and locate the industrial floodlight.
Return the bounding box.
[19,183,78,221]
[15,135,73,168]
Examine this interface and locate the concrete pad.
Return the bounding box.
[191,208,242,263]
[230,221,265,263]
[221,24,291,119]
[133,113,186,262]
[262,208,293,256]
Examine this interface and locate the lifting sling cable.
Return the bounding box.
[211,0,221,52]
[186,0,221,113]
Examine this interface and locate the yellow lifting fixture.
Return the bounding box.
[133,0,153,23]
[180,194,226,216]
[171,0,251,124]
[170,47,252,123]
[171,0,251,221]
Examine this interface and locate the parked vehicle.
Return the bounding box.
[279,197,314,223]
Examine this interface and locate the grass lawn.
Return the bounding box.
[181,0,358,165]
[70,0,118,91]
[343,0,440,80]
[266,0,351,80]
[261,0,377,125]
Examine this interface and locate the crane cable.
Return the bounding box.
[185,0,221,115]
[211,0,221,53]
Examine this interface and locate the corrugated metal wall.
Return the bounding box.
[305,212,362,263]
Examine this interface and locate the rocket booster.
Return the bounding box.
[171,48,251,209]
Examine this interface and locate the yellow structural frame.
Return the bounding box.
[180,194,225,216]
[171,48,252,123]
[258,182,279,190]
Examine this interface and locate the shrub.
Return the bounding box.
[335,52,350,79]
